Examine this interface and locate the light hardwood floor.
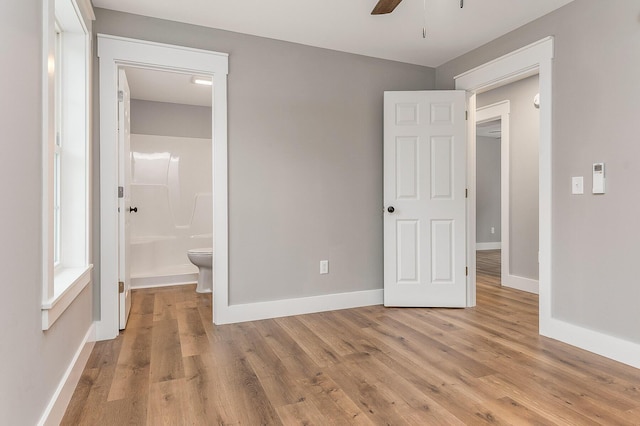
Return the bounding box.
[476,249,501,287]
[63,264,640,424]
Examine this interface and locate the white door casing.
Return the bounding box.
[118,69,132,329]
[383,90,467,307]
[97,35,228,340]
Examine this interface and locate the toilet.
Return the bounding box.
[187,248,213,293]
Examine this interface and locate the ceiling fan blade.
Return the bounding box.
[371,0,404,15]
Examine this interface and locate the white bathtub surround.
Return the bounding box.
[129,134,212,287]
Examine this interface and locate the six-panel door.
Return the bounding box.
[383,91,467,307]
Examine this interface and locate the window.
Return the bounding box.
[53,21,62,266]
[42,0,94,330]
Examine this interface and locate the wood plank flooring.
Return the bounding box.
[476,249,501,286]
[63,270,640,424]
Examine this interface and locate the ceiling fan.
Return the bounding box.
[371,0,464,15]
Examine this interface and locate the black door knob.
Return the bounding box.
[387,206,395,213]
[129,207,138,213]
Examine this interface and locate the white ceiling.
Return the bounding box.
[94,0,573,67]
[123,67,212,107]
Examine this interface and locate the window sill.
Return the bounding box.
[42,265,93,330]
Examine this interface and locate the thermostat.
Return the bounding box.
[592,163,605,194]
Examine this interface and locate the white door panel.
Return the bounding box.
[118,69,132,329]
[384,90,467,307]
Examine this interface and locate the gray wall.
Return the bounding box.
[478,75,540,280]
[437,0,640,343]
[93,8,435,305]
[476,136,501,244]
[130,99,212,139]
[0,1,94,423]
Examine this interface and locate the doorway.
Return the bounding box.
[96,35,229,341]
[455,37,553,333]
[475,117,502,288]
[474,75,541,296]
[117,66,214,329]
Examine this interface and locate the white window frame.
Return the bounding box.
[42,0,95,330]
[53,20,62,267]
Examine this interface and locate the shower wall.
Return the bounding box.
[130,133,212,287]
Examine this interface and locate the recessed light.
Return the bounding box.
[191,76,212,86]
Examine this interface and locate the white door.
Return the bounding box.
[383,91,467,307]
[118,69,132,329]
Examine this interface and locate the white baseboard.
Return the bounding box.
[215,289,383,325]
[131,273,197,289]
[541,317,640,370]
[503,274,538,294]
[476,242,502,250]
[38,323,96,426]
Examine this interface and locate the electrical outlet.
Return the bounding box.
[320,260,329,274]
[490,227,495,234]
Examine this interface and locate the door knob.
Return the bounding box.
[387,206,395,213]
[129,207,138,213]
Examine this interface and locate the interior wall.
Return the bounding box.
[436,0,640,343]
[0,1,94,424]
[93,8,435,305]
[476,135,501,244]
[478,75,539,280]
[130,99,212,139]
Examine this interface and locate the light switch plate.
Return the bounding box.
[572,176,584,195]
[320,260,329,274]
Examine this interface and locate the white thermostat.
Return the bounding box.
[592,162,605,194]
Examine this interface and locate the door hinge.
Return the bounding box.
[118,186,124,198]
[118,90,124,102]
[465,111,468,120]
[119,281,124,293]
[465,267,468,276]
[465,188,468,198]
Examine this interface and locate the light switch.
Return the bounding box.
[572,176,584,195]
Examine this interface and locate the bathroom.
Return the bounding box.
[124,67,213,293]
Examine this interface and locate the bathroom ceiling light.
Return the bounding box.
[191,76,212,86]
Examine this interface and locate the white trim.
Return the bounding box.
[38,323,96,426]
[455,37,552,93]
[75,0,96,22]
[96,35,229,340]
[456,37,640,370]
[545,318,640,370]
[456,37,552,328]
[215,289,383,325]
[464,92,477,306]
[42,0,93,329]
[131,274,197,289]
[476,242,501,250]
[502,275,538,294]
[42,265,93,330]
[476,101,511,290]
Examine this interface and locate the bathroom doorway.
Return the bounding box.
[118,66,213,329]
[97,36,229,341]
[123,67,213,290]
